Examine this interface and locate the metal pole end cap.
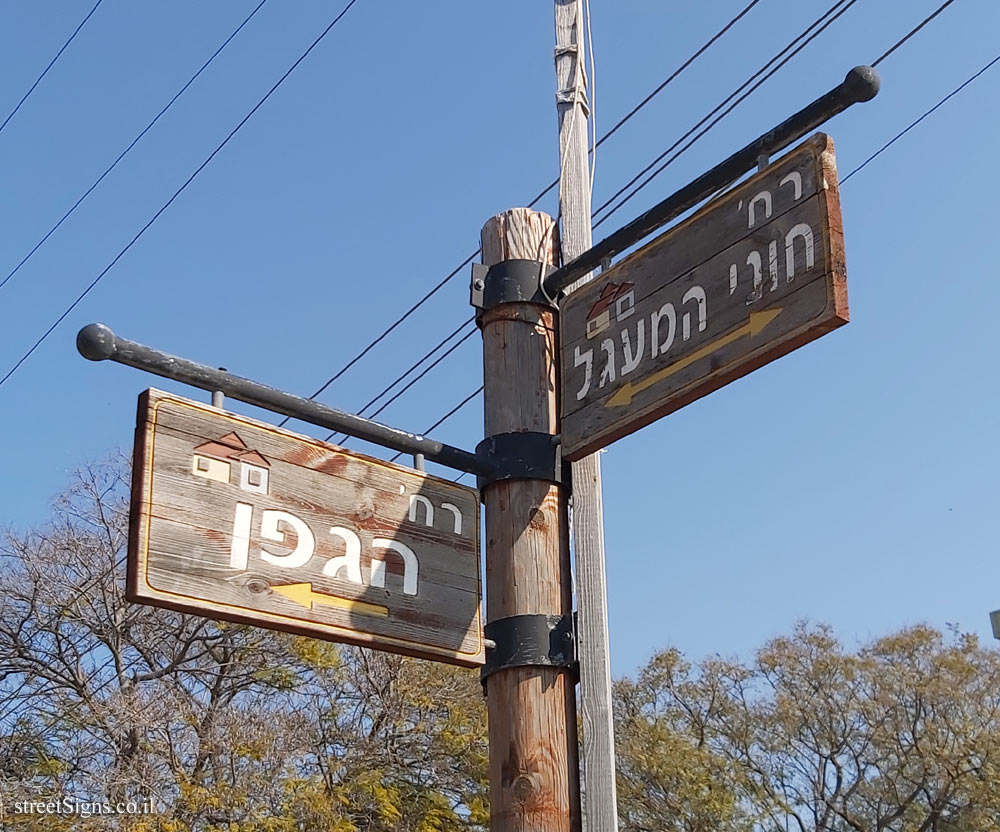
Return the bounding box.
[77,323,117,361]
[844,65,880,103]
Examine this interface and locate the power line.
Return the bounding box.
[388,386,483,464]
[591,0,861,229]
[277,251,478,426]
[871,0,958,68]
[292,0,767,413]
[523,0,767,210]
[593,0,964,230]
[0,0,271,294]
[0,0,105,135]
[402,7,984,480]
[326,316,475,444]
[0,0,362,390]
[841,53,1000,184]
[333,327,478,446]
[596,0,765,152]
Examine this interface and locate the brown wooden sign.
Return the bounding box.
[128,389,484,666]
[560,133,848,460]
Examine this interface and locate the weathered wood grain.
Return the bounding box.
[480,210,580,832]
[128,389,484,666]
[560,133,847,460]
[554,1,616,828]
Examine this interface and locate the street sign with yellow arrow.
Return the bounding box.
[559,134,849,460]
[129,389,484,667]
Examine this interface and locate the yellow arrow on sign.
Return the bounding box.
[605,307,783,408]
[272,583,389,618]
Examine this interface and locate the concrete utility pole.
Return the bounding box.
[553,2,619,830]
[479,208,581,832]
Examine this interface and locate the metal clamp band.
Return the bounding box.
[470,259,558,319]
[481,613,578,685]
[475,431,564,492]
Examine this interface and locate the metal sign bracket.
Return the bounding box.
[474,431,566,493]
[480,613,578,686]
[470,259,558,320]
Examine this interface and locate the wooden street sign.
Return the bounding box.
[128,389,484,666]
[560,133,848,460]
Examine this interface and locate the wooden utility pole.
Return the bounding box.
[554,2,619,830]
[479,207,581,832]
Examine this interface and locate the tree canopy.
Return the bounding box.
[1,459,998,831]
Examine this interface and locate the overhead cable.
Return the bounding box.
[523,0,767,209]
[871,0,958,68]
[0,0,362,389]
[841,53,999,184]
[388,386,483,465]
[277,251,478,425]
[292,0,766,412]
[327,317,476,444]
[0,0,271,294]
[0,0,105,135]
[334,327,477,447]
[591,0,861,229]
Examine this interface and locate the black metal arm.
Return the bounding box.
[76,323,494,477]
[543,65,880,298]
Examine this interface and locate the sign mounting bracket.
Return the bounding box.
[77,323,493,477]
[543,65,880,299]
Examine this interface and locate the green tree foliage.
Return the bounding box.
[0,460,487,831]
[2,459,999,831]
[614,624,1000,832]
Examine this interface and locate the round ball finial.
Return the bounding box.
[77,323,117,361]
[844,65,880,103]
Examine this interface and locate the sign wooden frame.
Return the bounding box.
[560,133,848,460]
[128,389,484,666]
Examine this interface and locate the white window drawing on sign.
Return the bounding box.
[614,290,635,321]
[585,281,634,340]
[191,432,270,495]
[239,454,269,495]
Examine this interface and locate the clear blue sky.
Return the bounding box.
[1,0,997,676]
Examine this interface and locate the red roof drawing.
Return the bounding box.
[586,282,634,321]
[234,450,270,468]
[194,433,269,467]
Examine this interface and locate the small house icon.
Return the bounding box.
[192,432,270,495]
[585,282,635,339]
